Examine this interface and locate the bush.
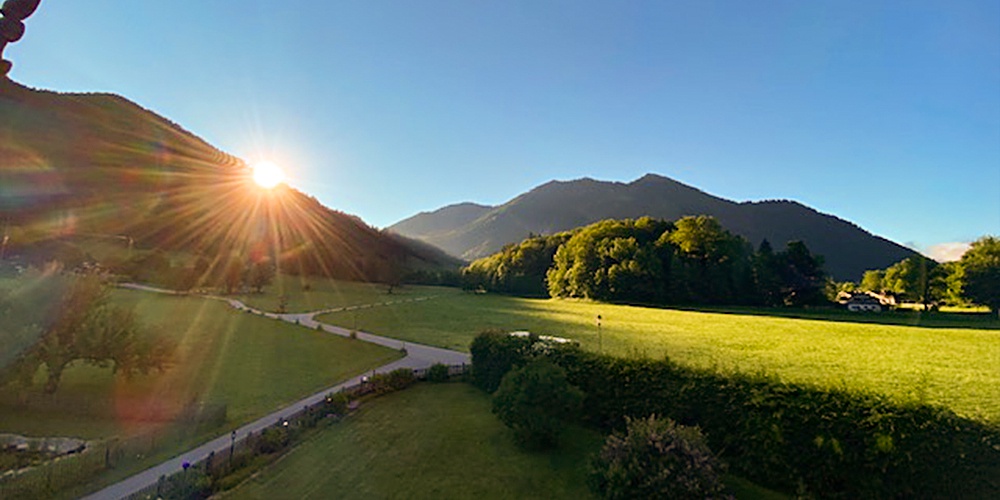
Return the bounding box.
[368,368,416,395]
[324,392,351,415]
[540,345,1000,498]
[255,426,290,455]
[491,359,584,449]
[427,363,450,382]
[589,415,731,500]
[470,330,533,392]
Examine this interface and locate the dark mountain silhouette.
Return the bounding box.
[0,79,460,279]
[389,173,917,280]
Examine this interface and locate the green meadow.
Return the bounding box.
[0,283,402,498]
[316,292,1000,422]
[234,274,461,313]
[0,290,402,439]
[227,382,784,500]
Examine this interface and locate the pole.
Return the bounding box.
[596,314,603,353]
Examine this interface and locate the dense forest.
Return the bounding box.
[463,216,827,307]
[463,216,1000,312]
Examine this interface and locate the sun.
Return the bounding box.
[252,160,285,189]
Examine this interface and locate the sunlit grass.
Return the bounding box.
[235,274,461,313]
[0,290,403,439]
[317,293,1000,422]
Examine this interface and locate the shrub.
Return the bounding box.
[426,363,450,382]
[255,426,290,455]
[469,329,533,392]
[589,415,732,500]
[369,368,416,395]
[491,359,584,449]
[324,392,351,415]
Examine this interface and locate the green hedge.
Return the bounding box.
[470,332,1000,498]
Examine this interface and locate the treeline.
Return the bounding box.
[102,251,276,294]
[463,216,827,306]
[859,236,1000,312]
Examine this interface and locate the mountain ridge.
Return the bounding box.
[388,173,916,280]
[0,79,460,279]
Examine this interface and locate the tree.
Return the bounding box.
[959,236,1000,314]
[588,415,732,500]
[547,218,671,302]
[775,241,827,306]
[882,256,945,310]
[463,232,571,296]
[491,359,584,449]
[221,256,244,294]
[247,260,275,293]
[668,216,752,304]
[3,274,175,394]
[860,269,885,293]
[753,240,783,306]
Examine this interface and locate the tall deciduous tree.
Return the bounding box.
[959,236,1000,314]
[882,256,945,310]
[860,269,886,293]
[776,241,827,306]
[753,240,783,306]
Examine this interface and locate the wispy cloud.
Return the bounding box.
[924,242,971,262]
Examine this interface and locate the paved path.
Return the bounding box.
[82,285,469,500]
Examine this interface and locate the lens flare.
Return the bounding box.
[252,161,285,188]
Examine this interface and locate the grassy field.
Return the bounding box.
[235,274,461,313]
[227,383,784,500]
[0,289,403,439]
[317,292,1000,422]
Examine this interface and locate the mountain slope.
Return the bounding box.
[389,173,916,280]
[0,79,460,279]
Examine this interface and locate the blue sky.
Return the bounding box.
[8,1,999,259]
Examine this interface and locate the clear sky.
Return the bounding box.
[7,1,999,260]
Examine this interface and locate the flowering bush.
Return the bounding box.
[589,415,731,500]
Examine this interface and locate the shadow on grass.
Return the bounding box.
[583,297,1000,331]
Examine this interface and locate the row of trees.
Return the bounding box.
[859,236,1000,312]
[464,216,828,307]
[102,252,276,294]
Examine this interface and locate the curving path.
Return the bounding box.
[81,285,470,500]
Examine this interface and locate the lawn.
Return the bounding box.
[227,383,785,500]
[0,290,403,439]
[0,286,404,498]
[234,274,461,313]
[317,292,1000,422]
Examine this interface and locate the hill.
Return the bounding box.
[0,79,460,279]
[389,174,916,280]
